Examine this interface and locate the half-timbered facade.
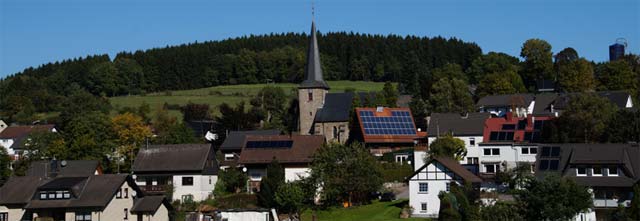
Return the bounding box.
[408,157,481,218]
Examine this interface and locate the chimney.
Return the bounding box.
[49,158,59,178]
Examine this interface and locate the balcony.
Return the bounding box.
[593,199,630,208]
[139,185,170,194]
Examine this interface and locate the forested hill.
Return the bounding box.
[0,32,481,111]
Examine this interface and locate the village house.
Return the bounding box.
[354,107,425,157]
[423,112,490,171]
[132,144,218,202]
[218,130,280,169]
[477,91,634,118]
[0,124,57,161]
[0,161,171,221]
[536,143,640,221]
[237,135,324,192]
[407,157,482,218]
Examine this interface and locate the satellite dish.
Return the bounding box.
[132,174,137,180]
[242,167,247,173]
[131,191,137,197]
[205,131,218,141]
[60,160,68,167]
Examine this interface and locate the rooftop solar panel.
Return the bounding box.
[359,110,416,136]
[246,140,293,149]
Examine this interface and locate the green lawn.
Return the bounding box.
[300,200,431,221]
[109,81,392,119]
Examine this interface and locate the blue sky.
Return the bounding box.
[1,0,639,78]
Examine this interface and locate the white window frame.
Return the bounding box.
[576,167,587,176]
[483,148,500,156]
[607,167,619,176]
[224,154,235,161]
[420,202,428,212]
[592,167,603,176]
[469,138,475,146]
[0,212,8,221]
[418,182,428,193]
[75,212,92,221]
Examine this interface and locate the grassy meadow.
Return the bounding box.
[109,81,393,120]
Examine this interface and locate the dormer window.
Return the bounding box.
[593,167,603,176]
[39,190,71,200]
[608,166,619,176]
[577,167,587,176]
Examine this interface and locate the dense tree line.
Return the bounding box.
[0,32,480,123]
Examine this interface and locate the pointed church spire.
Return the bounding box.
[299,19,330,89]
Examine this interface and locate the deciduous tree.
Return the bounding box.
[427,133,467,161]
[309,142,383,206]
[517,174,592,220]
[520,39,554,89]
[557,58,596,92]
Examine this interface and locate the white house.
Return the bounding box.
[238,135,324,192]
[423,113,491,171]
[132,144,219,202]
[408,157,482,218]
[0,124,56,160]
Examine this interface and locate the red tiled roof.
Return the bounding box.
[0,125,55,139]
[239,135,324,165]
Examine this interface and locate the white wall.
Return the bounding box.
[408,162,461,218]
[284,167,310,182]
[477,144,537,173]
[427,135,484,166]
[0,205,26,221]
[220,211,271,221]
[0,139,14,155]
[173,175,217,202]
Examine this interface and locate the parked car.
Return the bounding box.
[380,192,396,202]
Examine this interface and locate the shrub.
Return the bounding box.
[213,193,258,209]
[380,162,413,182]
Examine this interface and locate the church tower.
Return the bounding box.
[298,21,329,135]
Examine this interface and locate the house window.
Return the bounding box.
[0,212,7,221]
[75,212,91,221]
[308,90,313,101]
[593,167,603,176]
[418,183,428,193]
[446,183,451,192]
[181,194,194,203]
[529,147,537,154]
[395,155,408,164]
[484,164,500,173]
[116,189,122,198]
[420,203,428,212]
[124,188,128,198]
[577,167,587,176]
[521,147,529,154]
[469,138,475,146]
[182,177,194,186]
[124,208,128,220]
[224,154,234,161]
[40,192,47,200]
[466,157,479,165]
[608,167,618,176]
[483,148,500,156]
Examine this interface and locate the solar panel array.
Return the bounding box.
[359,110,416,135]
[246,140,294,149]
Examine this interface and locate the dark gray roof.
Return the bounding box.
[299,21,329,89]
[131,195,167,213]
[314,93,354,123]
[532,93,559,116]
[553,91,632,110]
[26,160,100,178]
[536,143,640,187]
[476,94,534,108]
[427,113,490,137]
[409,157,482,183]
[0,176,45,205]
[133,144,217,175]
[220,130,281,151]
[597,91,632,108]
[26,174,131,209]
